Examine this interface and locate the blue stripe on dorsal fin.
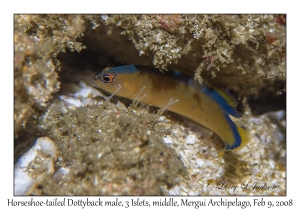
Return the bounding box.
[201,83,242,118]
[107,65,140,75]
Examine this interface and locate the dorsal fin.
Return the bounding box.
[201,83,242,118]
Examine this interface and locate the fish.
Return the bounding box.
[93,65,250,154]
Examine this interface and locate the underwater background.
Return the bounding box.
[14,14,286,195]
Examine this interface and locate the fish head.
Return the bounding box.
[93,66,139,99]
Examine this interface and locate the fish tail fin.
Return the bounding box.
[218,126,250,157]
[235,126,250,151]
[225,125,250,152]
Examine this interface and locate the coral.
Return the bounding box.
[14,32,60,134]
[14,14,89,55]
[158,15,185,34]
[26,101,187,195]
[99,14,286,97]
[101,14,187,70]
[14,15,100,134]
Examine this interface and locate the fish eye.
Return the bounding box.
[101,74,114,83]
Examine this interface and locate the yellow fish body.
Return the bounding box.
[93,65,250,153]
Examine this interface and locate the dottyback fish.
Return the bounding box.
[93,65,250,154]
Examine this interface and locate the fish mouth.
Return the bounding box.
[92,77,97,87]
[92,80,111,95]
[92,78,106,91]
[92,78,99,89]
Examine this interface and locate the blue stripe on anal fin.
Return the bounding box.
[201,84,242,118]
[223,114,242,150]
[223,114,250,151]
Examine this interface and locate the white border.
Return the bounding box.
[3,0,298,209]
